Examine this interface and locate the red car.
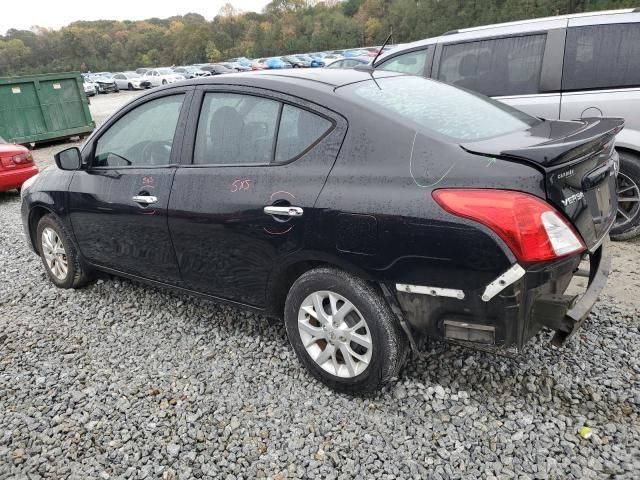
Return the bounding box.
[0,137,39,192]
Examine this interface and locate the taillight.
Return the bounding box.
[432,189,585,262]
[13,152,33,164]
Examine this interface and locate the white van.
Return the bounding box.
[375,8,640,239]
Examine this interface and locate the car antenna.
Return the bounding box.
[354,31,393,75]
[371,31,393,67]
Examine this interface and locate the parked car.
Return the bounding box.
[200,64,235,75]
[82,77,98,96]
[325,57,370,69]
[173,66,210,79]
[297,54,324,68]
[374,8,640,239]
[250,60,267,71]
[219,62,251,72]
[0,136,38,192]
[143,68,185,87]
[22,69,618,394]
[259,58,292,69]
[282,55,310,68]
[113,72,151,90]
[321,53,344,62]
[344,49,369,58]
[87,74,118,93]
[227,57,253,68]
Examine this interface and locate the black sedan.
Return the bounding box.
[20,70,620,394]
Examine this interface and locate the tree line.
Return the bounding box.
[0,0,636,76]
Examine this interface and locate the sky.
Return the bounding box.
[1,0,272,35]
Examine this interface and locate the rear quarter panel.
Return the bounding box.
[313,112,546,291]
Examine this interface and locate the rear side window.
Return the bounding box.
[563,23,640,91]
[275,105,332,162]
[438,34,546,97]
[378,48,430,76]
[194,93,331,165]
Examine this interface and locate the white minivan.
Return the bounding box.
[375,8,640,239]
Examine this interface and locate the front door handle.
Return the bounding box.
[132,195,158,205]
[263,205,304,217]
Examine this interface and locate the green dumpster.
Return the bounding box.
[0,72,95,145]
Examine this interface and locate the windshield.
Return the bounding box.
[158,68,173,75]
[340,76,540,142]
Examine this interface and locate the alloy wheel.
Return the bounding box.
[615,172,640,229]
[297,290,372,378]
[41,227,68,280]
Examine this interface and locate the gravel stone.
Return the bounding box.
[0,92,639,479]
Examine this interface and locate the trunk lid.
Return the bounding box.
[462,117,624,251]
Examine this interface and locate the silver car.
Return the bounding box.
[375,8,640,239]
[113,72,150,90]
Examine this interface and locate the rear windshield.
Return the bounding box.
[340,76,540,141]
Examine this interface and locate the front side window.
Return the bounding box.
[340,76,540,141]
[378,48,430,76]
[93,94,184,167]
[563,23,640,91]
[438,34,546,97]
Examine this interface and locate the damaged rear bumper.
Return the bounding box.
[392,241,610,351]
[531,240,610,347]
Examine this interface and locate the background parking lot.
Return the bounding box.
[1,92,638,479]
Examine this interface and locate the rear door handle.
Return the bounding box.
[132,195,158,205]
[263,206,304,217]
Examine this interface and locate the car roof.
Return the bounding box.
[451,7,637,34]
[163,68,403,92]
[377,7,639,62]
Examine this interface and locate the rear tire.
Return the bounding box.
[284,267,408,394]
[36,214,91,289]
[611,150,640,241]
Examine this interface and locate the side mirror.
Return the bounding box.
[54,147,82,171]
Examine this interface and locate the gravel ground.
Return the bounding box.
[1,92,639,479]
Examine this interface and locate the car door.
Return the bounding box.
[146,71,158,87]
[432,21,566,120]
[114,74,125,89]
[559,13,640,135]
[168,86,347,307]
[68,88,193,282]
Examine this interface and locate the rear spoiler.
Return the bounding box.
[462,117,624,168]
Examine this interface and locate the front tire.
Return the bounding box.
[162,79,167,85]
[128,83,133,90]
[611,150,640,240]
[37,214,91,289]
[284,268,408,394]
